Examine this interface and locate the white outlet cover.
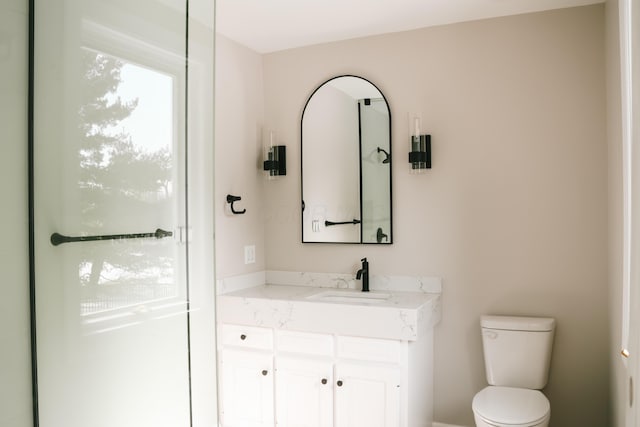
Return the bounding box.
[244,245,256,264]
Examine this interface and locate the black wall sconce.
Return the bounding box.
[263,130,286,177]
[408,114,431,172]
[263,145,286,176]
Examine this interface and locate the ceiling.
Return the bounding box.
[216,0,604,54]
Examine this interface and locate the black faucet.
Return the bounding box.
[355,258,369,292]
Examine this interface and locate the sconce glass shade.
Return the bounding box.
[408,113,431,172]
[409,134,431,171]
[263,145,286,177]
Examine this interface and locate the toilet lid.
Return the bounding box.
[472,386,550,426]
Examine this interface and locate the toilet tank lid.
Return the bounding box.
[481,315,555,332]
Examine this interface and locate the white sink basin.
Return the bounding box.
[307,290,391,304]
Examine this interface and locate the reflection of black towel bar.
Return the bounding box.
[324,219,361,227]
[50,228,173,246]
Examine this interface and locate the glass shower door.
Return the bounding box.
[32,1,199,426]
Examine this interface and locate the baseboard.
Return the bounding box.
[433,422,468,427]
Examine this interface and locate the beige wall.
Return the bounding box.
[214,35,266,278]
[0,0,33,426]
[606,0,625,425]
[0,3,619,426]
[260,5,608,426]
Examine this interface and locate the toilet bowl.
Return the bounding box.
[472,386,550,427]
[472,316,555,427]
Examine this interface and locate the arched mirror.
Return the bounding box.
[301,75,392,244]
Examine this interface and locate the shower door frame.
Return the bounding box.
[26,1,217,425]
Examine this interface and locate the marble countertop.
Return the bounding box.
[217,284,441,341]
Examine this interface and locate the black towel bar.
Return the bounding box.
[324,219,361,227]
[50,228,173,246]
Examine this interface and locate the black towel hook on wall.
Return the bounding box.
[226,194,246,214]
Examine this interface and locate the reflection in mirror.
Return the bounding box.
[301,76,392,244]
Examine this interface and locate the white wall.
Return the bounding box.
[261,5,608,426]
[214,35,266,278]
[0,0,33,426]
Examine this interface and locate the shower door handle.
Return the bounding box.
[50,228,173,246]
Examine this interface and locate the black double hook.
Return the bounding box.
[376,227,388,243]
[226,194,246,214]
[377,147,391,164]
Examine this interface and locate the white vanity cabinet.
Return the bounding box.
[275,356,334,427]
[333,336,403,427]
[216,283,441,427]
[218,325,424,427]
[218,324,275,427]
[333,362,401,427]
[275,330,334,427]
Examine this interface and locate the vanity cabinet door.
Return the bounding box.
[334,362,401,427]
[219,348,274,427]
[275,356,333,427]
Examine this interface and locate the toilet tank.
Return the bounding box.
[481,315,555,389]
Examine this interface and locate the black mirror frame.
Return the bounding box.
[300,74,393,244]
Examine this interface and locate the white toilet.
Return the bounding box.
[472,315,555,427]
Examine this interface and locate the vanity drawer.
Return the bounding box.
[336,336,401,364]
[219,324,273,350]
[276,330,333,357]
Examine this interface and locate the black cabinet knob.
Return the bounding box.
[240,334,246,340]
[337,380,343,387]
[321,378,327,385]
[262,370,268,376]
